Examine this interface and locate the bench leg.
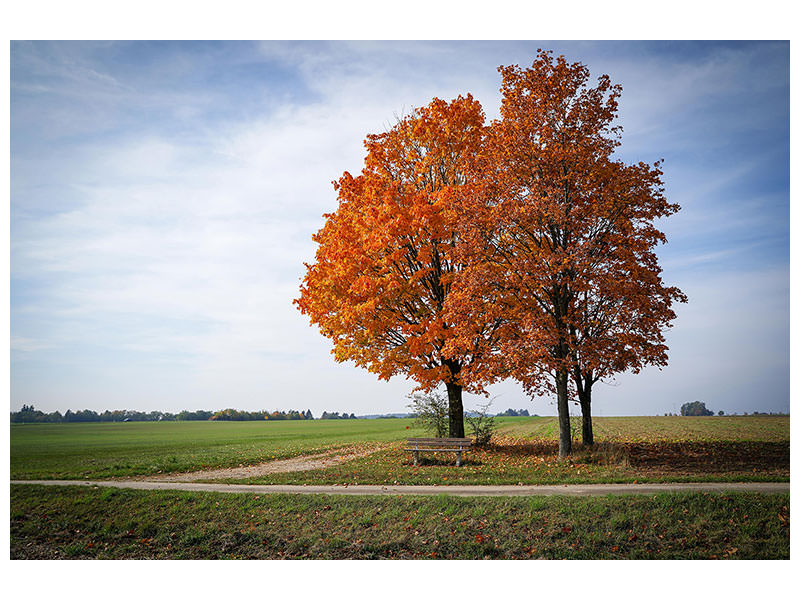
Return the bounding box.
[413,450,419,466]
[456,451,462,467]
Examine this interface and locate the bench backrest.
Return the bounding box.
[406,437,472,448]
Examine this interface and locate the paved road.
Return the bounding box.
[11,480,789,497]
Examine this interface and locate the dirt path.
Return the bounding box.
[135,446,383,482]
[10,480,789,497]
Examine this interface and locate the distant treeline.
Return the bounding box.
[496,408,531,417]
[210,408,314,421]
[10,405,358,423]
[320,411,357,420]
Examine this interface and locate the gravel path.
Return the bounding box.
[10,480,789,497]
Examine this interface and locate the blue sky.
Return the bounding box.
[10,41,789,416]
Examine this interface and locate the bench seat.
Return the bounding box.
[405,437,472,466]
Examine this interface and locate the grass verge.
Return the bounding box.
[11,484,789,559]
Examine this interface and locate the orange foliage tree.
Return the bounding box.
[566,161,687,446]
[295,95,506,437]
[297,52,684,455]
[469,51,686,455]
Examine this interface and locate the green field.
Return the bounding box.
[11,416,789,483]
[10,418,427,480]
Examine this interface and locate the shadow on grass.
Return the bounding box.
[484,438,789,473]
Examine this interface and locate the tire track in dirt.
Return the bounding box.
[137,445,384,482]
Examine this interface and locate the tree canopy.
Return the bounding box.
[297,51,685,454]
[296,95,506,437]
[467,52,686,453]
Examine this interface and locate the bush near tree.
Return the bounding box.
[408,392,449,437]
[466,401,497,447]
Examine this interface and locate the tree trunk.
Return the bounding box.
[556,367,572,458]
[445,381,465,438]
[578,382,593,446]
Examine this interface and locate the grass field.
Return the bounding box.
[10,485,789,559]
[11,416,789,484]
[10,418,428,480]
[502,415,789,442]
[9,415,790,560]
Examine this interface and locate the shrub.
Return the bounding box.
[407,392,448,437]
[466,400,496,447]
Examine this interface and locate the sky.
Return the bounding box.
[9,40,790,417]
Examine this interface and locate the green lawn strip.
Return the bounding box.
[217,443,789,486]
[10,419,427,480]
[10,485,789,559]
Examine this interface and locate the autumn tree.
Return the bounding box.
[473,50,685,456]
[295,95,505,437]
[568,174,686,445]
[296,52,684,451]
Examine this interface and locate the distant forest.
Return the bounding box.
[12,404,786,424]
[9,405,358,423]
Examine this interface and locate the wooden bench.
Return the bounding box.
[406,438,473,467]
